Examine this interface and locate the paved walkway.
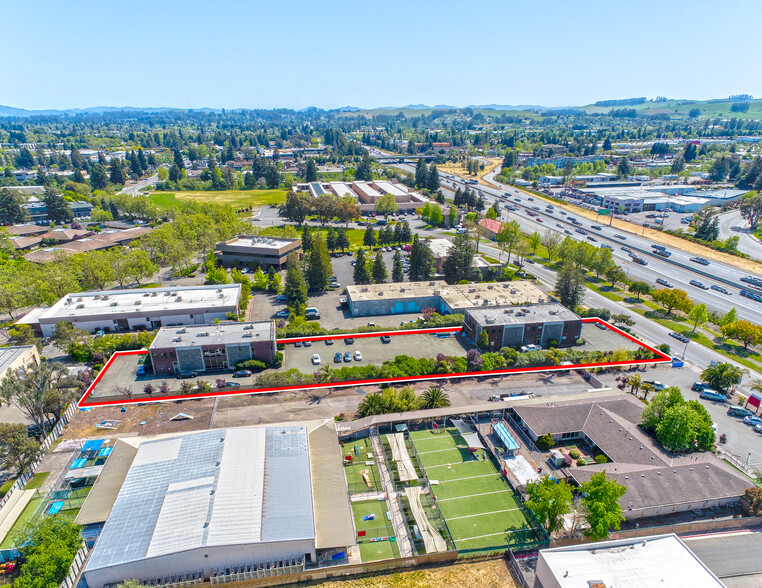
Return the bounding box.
[369,428,413,557]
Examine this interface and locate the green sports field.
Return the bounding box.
[341,437,382,493]
[410,427,544,552]
[149,189,286,210]
[351,500,400,562]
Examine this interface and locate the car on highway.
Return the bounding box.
[575,228,587,234]
[343,352,352,362]
[743,415,762,427]
[587,236,597,242]
[614,234,626,240]
[311,354,321,365]
[334,352,343,363]
[690,280,709,290]
[380,335,391,343]
[710,285,730,295]
[176,370,198,379]
[656,278,672,287]
[670,331,689,342]
[602,244,612,250]
[556,223,564,228]
[275,309,290,318]
[591,225,602,230]
[232,369,252,378]
[536,218,543,222]
[690,257,710,266]
[564,230,572,235]
[514,198,521,202]
[621,246,631,252]
[727,406,753,418]
[699,390,727,403]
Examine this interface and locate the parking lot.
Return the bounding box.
[579,322,644,353]
[282,331,467,372]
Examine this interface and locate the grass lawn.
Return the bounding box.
[24,472,49,490]
[0,496,44,548]
[150,189,287,209]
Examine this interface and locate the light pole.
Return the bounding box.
[682,338,690,360]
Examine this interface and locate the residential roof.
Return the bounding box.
[478,218,503,234]
[10,236,42,250]
[150,321,275,349]
[39,228,91,241]
[85,427,314,574]
[37,284,241,321]
[538,533,725,587]
[346,280,550,310]
[466,303,580,327]
[0,346,36,378]
[427,238,453,258]
[5,224,48,236]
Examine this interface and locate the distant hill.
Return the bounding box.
[580,96,762,119]
[0,105,220,117]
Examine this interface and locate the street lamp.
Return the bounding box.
[682,338,690,360]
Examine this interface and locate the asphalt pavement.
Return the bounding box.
[717,209,761,258]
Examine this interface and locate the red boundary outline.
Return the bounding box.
[78,318,671,408]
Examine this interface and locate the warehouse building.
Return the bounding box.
[345,280,549,317]
[215,235,301,270]
[149,321,276,374]
[462,304,582,349]
[18,284,241,337]
[82,422,355,588]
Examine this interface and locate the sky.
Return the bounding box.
[3,0,762,111]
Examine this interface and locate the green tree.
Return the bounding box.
[90,208,113,223]
[580,471,626,541]
[375,193,399,218]
[0,423,40,475]
[301,224,313,253]
[363,225,377,248]
[721,320,762,349]
[604,265,626,289]
[392,251,404,283]
[0,361,67,438]
[371,251,388,284]
[0,188,29,223]
[700,362,744,393]
[656,403,715,452]
[51,321,86,349]
[688,303,708,333]
[616,157,632,179]
[280,191,312,226]
[536,433,554,450]
[358,392,385,417]
[427,164,440,191]
[641,387,685,432]
[496,220,520,262]
[304,158,318,182]
[527,231,541,255]
[109,157,127,185]
[739,193,762,230]
[443,230,475,284]
[628,374,642,396]
[652,288,693,315]
[420,386,450,409]
[284,255,308,308]
[628,281,651,302]
[590,248,614,278]
[307,234,333,291]
[14,515,82,588]
[476,330,489,349]
[353,249,371,285]
[684,142,698,162]
[525,477,573,534]
[335,227,350,252]
[313,194,338,226]
[335,197,360,226]
[541,231,562,260]
[408,235,434,282]
[354,154,373,181]
[414,158,428,188]
[554,262,585,309]
[42,189,73,223]
[264,164,281,188]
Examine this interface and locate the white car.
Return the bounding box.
[311,354,321,365]
[354,351,363,361]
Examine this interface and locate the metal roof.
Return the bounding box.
[85,426,314,575]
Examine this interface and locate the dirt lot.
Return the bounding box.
[438,158,502,189]
[304,557,516,588]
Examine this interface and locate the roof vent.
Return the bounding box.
[243,325,253,330]
[76,304,85,309]
[134,300,141,305]
[172,337,181,343]
[242,333,252,338]
[143,293,150,297]
[110,301,118,307]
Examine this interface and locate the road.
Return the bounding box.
[119,174,158,196]
[717,209,761,259]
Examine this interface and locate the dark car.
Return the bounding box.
[380,335,391,343]
[344,337,354,344]
[303,340,312,347]
[225,382,241,388]
[344,352,353,362]
[232,369,252,378]
[176,371,198,379]
[334,352,343,363]
[614,234,626,240]
[656,278,672,288]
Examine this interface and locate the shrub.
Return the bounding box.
[657,343,671,354]
[569,449,581,459]
[576,458,586,466]
[235,359,269,372]
[536,433,555,450]
[595,455,608,464]
[0,480,15,498]
[272,352,284,368]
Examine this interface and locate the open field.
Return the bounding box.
[303,557,517,588]
[581,98,762,120]
[438,158,501,188]
[149,189,287,209]
[410,428,543,552]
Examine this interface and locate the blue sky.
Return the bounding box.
[3,0,761,110]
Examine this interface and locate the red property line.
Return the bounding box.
[78,317,671,408]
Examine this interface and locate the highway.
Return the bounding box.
[392,159,762,323]
[717,209,761,258]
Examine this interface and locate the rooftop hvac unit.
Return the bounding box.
[504,309,513,314]
[267,239,273,244]
[429,281,436,286]
[176,296,182,302]
[143,293,150,297]
[510,289,517,295]
[95,295,101,300]
[469,289,475,293]
[172,337,182,343]
[134,300,141,305]
[76,304,85,309]
[217,288,223,293]
[110,302,118,307]
[378,291,384,296]
[151,292,158,297]
[242,333,252,338]
[197,331,209,337]
[77,297,83,302]
[176,328,187,334]
[487,285,494,290]
[243,325,253,330]
[433,289,440,295]
[361,287,368,292]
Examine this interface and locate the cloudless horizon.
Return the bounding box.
[3,0,762,111]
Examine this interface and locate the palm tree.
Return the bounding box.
[750,379,762,395]
[358,392,385,417]
[640,382,654,402]
[701,363,744,394]
[629,374,642,396]
[546,348,562,366]
[421,386,451,409]
[397,386,421,412]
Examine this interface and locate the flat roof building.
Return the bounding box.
[535,534,724,588]
[463,304,582,349]
[20,284,241,337]
[149,321,276,373]
[215,235,301,270]
[81,422,354,588]
[372,180,408,199]
[351,181,384,204]
[346,280,550,317]
[328,182,356,199]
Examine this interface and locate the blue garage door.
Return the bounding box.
[391,302,405,314]
[406,301,419,312]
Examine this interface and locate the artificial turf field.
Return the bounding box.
[409,427,542,551]
[351,500,400,562]
[341,437,382,493]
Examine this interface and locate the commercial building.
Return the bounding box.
[535,534,724,588]
[82,423,355,588]
[345,280,549,317]
[577,184,747,214]
[149,321,276,374]
[0,345,39,382]
[22,227,152,263]
[215,235,301,270]
[511,396,754,520]
[462,304,582,349]
[19,284,241,337]
[294,181,428,213]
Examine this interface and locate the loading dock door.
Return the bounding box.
[392,302,404,314]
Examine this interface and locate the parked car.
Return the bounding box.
[743,415,762,427]
[727,406,753,418]
[380,335,391,343]
[177,371,198,379]
[303,340,312,347]
[644,380,665,391]
[311,354,321,365]
[225,382,241,388]
[344,352,353,362]
[699,390,727,403]
[334,352,343,363]
[325,338,334,345]
[276,294,287,302]
[344,337,354,344]
[137,365,146,375]
[275,309,290,318]
[232,369,252,378]
[354,351,363,361]
[691,381,711,391]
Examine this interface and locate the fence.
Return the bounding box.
[0,402,78,511]
[716,448,757,476]
[59,541,89,588]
